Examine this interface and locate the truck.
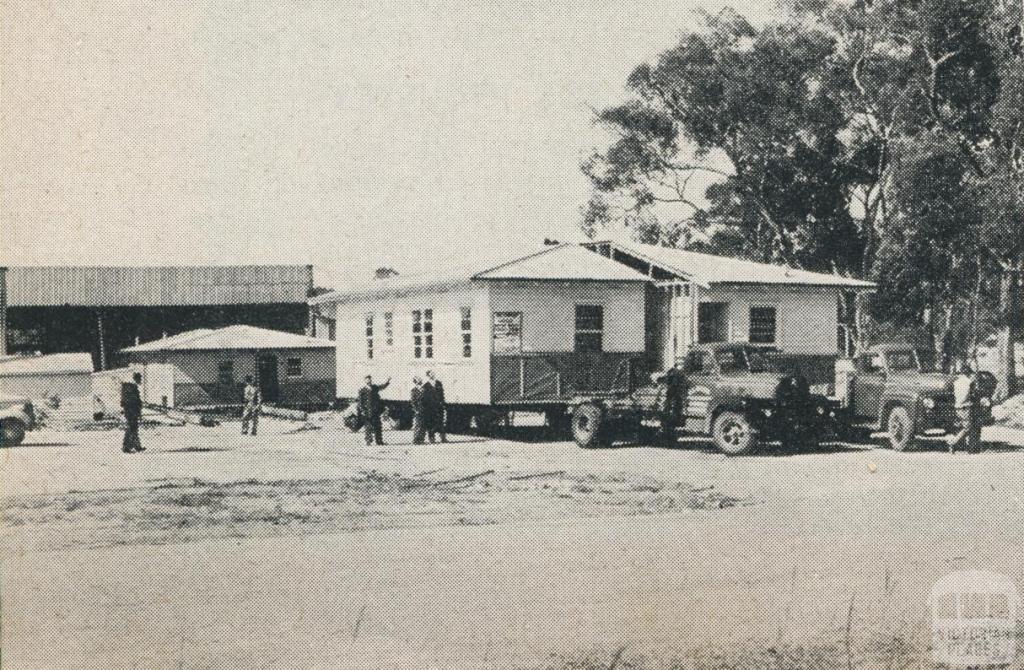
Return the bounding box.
[568,343,841,455]
[0,395,36,447]
[835,344,996,451]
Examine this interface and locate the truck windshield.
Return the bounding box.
[714,349,778,374]
[886,351,920,371]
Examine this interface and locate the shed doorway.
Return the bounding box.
[258,354,280,403]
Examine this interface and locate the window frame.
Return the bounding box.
[412,308,434,359]
[365,312,374,360]
[384,311,394,348]
[460,306,472,358]
[748,305,778,345]
[574,304,604,353]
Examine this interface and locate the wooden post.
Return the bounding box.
[97,310,106,371]
[0,266,7,357]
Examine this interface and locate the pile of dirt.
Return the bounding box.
[0,469,750,551]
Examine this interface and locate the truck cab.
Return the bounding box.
[572,343,841,455]
[838,344,994,450]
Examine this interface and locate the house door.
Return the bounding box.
[257,354,280,403]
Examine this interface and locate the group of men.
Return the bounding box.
[357,371,447,446]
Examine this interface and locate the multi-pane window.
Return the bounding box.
[384,312,394,347]
[413,309,434,359]
[749,306,777,344]
[698,302,729,343]
[286,357,302,377]
[460,307,472,358]
[574,305,604,352]
[218,360,234,385]
[365,313,374,359]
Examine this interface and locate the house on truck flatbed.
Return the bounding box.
[309,244,651,421]
[584,240,875,384]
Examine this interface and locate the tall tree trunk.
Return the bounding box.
[995,266,1021,400]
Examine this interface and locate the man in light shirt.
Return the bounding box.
[948,360,981,454]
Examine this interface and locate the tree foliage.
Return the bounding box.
[582,0,1024,377]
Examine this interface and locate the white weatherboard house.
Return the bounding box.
[309,244,651,418]
[584,240,875,381]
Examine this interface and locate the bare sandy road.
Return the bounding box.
[2,419,1024,669]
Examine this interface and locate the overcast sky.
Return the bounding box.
[1,0,771,288]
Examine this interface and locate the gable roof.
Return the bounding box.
[309,243,649,305]
[121,325,333,353]
[588,240,875,289]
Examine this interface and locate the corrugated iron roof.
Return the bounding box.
[0,353,95,377]
[122,325,334,353]
[587,240,875,289]
[3,265,313,306]
[309,244,649,305]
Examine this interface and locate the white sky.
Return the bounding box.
[1,0,772,289]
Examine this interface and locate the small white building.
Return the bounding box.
[310,244,651,413]
[584,240,875,382]
[121,326,336,408]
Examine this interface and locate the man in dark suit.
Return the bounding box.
[411,376,426,444]
[425,369,447,443]
[121,371,145,453]
[357,375,390,446]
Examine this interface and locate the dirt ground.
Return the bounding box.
[2,416,1023,669]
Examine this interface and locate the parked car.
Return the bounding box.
[835,344,997,451]
[569,343,841,455]
[0,395,36,447]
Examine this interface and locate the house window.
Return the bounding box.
[575,305,604,352]
[286,357,302,377]
[365,313,374,359]
[218,360,234,385]
[460,307,472,358]
[413,309,433,359]
[384,312,394,347]
[698,302,729,343]
[749,306,777,344]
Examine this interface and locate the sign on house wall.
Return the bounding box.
[492,312,522,355]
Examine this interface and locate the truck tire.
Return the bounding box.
[712,411,758,456]
[0,419,27,447]
[886,405,915,451]
[572,403,607,449]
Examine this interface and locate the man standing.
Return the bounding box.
[120,372,145,453]
[949,361,981,454]
[660,360,688,438]
[424,370,447,443]
[241,375,261,436]
[357,375,390,446]
[410,376,426,444]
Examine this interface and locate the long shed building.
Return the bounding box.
[0,265,314,369]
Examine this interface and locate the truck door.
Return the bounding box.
[851,353,885,418]
[684,351,712,421]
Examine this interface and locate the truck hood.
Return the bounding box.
[888,372,952,394]
[713,373,790,400]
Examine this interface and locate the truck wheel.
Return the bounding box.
[886,405,915,451]
[712,411,758,456]
[0,419,27,447]
[572,403,606,449]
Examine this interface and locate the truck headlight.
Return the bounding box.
[817,406,825,415]
[763,408,773,417]
[922,398,935,410]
